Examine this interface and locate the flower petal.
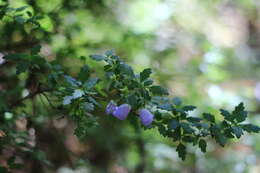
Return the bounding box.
[106,101,118,115]
[138,109,154,126]
[112,104,131,120]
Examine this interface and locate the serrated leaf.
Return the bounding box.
[220,109,234,122]
[89,54,106,61]
[150,85,168,96]
[182,105,196,112]
[241,124,260,133]
[180,122,195,133]
[140,68,152,82]
[232,126,243,138]
[198,139,207,152]
[176,143,186,160]
[235,111,247,123]
[203,113,215,123]
[187,117,202,123]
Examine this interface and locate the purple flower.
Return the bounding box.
[138,109,154,126]
[112,104,131,120]
[106,101,118,115]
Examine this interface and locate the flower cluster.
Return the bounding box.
[106,101,154,126]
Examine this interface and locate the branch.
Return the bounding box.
[9,88,51,109]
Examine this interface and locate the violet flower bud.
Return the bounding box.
[112,104,131,120]
[138,109,154,126]
[106,101,118,115]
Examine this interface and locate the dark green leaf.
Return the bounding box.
[241,124,260,133]
[15,6,27,12]
[220,109,234,121]
[198,139,207,152]
[172,97,182,106]
[140,68,152,82]
[150,85,168,96]
[84,77,99,89]
[176,143,186,160]
[180,122,195,133]
[182,105,196,112]
[119,63,135,77]
[232,102,247,122]
[126,94,138,107]
[143,79,153,86]
[187,117,202,123]
[232,126,243,138]
[203,113,215,123]
[78,65,90,82]
[89,54,106,61]
[170,120,179,130]
[30,45,41,55]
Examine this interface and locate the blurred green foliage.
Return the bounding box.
[1,0,260,173]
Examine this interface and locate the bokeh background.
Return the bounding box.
[1,0,260,172]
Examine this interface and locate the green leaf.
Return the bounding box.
[232,126,243,138]
[84,77,99,90]
[235,111,247,123]
[126,94,138,107]
[182,105,196,112]
[15,6,27,12]
[143,79,153,86]
[198,139,207,152]
[14,15,26,24]
[89,54,106,61]
[140,68,152,82]
[105,49,115,56]
[150,86,168,96]
[180,122,195,133]
[72,89,84,99]
[83,102,94,112]
[216,134,227,147]
[118,63,135,77]
[0,166,9,173]
[158,103,173,111]
[172,97,182,106]
[187,117,202,123]
[30,45,41,55]
[220,109,234,122]
[16,62,30,74]
[241,124,260,133]
[78,65,90,82]
[232,102,247,122]
[176,143,186,160]
[64,75,81,87]
[203,113,215,123]
[170,120,179,130]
